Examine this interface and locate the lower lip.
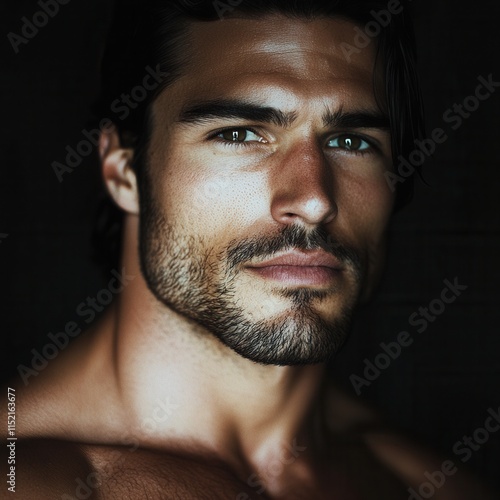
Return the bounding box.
[247,265,340,285]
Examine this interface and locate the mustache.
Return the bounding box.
[226,225,363,277]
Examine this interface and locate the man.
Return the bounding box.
[3,0,494,498]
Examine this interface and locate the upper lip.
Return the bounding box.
[247,249,343,269]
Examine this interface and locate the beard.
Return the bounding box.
[138,193,364,366]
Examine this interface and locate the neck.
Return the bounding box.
[95,216,328,472]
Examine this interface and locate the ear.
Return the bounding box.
[99,126,139,215]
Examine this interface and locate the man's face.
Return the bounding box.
[138,15,394,365]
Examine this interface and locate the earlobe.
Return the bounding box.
[99,126,140,215]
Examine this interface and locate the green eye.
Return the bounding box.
[327,135,371,151]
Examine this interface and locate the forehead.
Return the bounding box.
[153,14,381,119]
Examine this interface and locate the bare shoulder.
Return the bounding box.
[12,439,259,500]
[323,384,496,499]
[363,429,496,500]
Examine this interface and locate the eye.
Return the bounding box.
[327,134,371,152]
[214,128,267,144]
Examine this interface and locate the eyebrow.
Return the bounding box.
[178,100,297,128]
[177,99,389,130]
[322,107,390,130]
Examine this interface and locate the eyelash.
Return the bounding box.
[326,135,376,157]
[207,127,378,155]
[207,127,264,149]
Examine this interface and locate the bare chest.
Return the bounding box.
[86,443,406,500]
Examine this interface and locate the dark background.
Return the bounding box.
[1,0,499,493]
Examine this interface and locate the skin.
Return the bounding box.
[134,13,393,370]
[4,14,494,500]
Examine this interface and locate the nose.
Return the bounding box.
[270,139,337,227]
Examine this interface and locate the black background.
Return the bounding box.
[1,0,499,492]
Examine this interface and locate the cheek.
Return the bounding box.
[337,165,394,227]
[336,168,394,277]
[155,152,269,238]
[356,181,393,298]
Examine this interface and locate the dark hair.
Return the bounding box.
[92,0,425,271]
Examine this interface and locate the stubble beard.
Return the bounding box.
[138,194,364,366]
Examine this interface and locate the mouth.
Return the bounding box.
[245,249,343,286]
